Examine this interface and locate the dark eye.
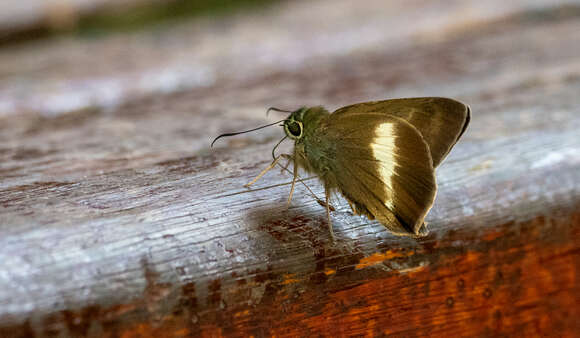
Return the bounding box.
[288,122,301,136]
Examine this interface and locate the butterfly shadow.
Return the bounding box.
[244,198,423,252]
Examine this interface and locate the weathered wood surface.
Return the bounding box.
[1,1,580,337]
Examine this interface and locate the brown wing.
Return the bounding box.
[332,97,470,167]
[322,113,436,236]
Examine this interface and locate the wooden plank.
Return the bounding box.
[1,1,579,336]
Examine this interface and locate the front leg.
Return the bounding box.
[244,154,286,188]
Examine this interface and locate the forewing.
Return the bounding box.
[325,114,436,235]
[332,97,470,167]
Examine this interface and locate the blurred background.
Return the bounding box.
[2,0,578,121]
[1,1,580,336]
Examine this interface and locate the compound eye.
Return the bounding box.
[287,122,302,137]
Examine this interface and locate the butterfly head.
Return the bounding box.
[283,107,307,140]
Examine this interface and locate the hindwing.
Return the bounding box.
[324,114,436,235]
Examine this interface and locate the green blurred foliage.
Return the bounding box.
[0,0,279,45]
[78,0,279,35]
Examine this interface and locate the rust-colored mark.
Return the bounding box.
[281,273,300,285]
[234,309,250,318]
[356,250,413,270]
[324,268,336,275]
[120,323,191,338]
[484,229,504,241]
[463,251,480,264]
[397,265,427,274]
[173,328,191,337]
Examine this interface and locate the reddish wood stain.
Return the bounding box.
[2,212,576,337]
[355,250,416,270]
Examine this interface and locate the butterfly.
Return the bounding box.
[213,97,470,240]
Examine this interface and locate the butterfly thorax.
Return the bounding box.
[284,106,335,180]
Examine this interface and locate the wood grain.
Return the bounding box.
[1,1,579,337]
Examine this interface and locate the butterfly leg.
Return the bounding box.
[347,200,357,215]
[244,155,283,187]
[325,188,336,241]
[279,154,293,173]
[277,160,336,211]
[286,159,298,207]
[316,199,336,211]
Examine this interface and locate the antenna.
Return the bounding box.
[211,119,286,147]
[266,107,291,116]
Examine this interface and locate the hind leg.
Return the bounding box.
[325,188,336,241]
